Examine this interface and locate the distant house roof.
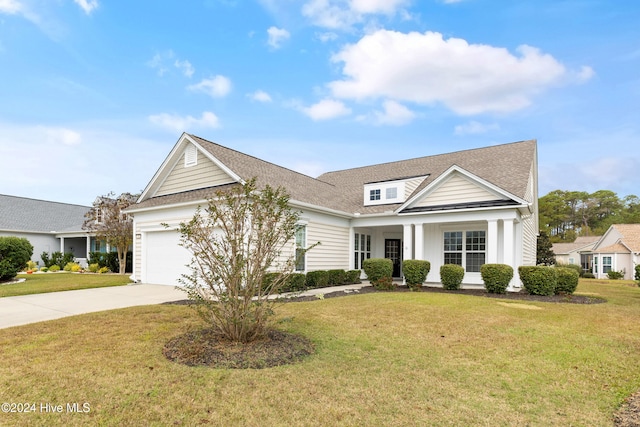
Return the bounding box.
[133,134,537,215]
[595,224,640,254]
[552,235,601,255]
[0,194,90,234]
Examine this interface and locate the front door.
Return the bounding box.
[384,239,402,277]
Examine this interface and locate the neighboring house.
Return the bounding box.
[591,224,640,280]
[0,194,94,266]
[127,133,539,290]
[552,235,601,272]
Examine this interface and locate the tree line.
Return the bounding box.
[539,190,640,242]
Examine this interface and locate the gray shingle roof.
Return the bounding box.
[133,135,537,215]
[0,194,90,233]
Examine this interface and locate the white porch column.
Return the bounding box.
[403,224,413,260]
[59,237,65,253]
[86,236,91,259]
[487,219,498,263]
[502,219,514,267]
[414,223,424,260]
[348,227,355,270]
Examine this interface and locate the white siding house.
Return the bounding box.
[126,133,539,290]
[591,224,640,280]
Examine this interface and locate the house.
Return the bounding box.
[127,133,538,290]
[591,224,640,280]
[552,235,601,272]
[0,194,94,266]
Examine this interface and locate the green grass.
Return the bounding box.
[1,279,639,426]
[0,272,131,297]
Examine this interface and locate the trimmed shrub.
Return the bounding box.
[98,267,110,274]
[286,273,307,292]
[306,270,329,289]
[403,260,431,290]
[345,270,362,284]
[64,262,81,272]
[480,264,513,294]
[635,264,640,282]
[555,267,579,294]
[88,263,100,273]
[0,237,34,281]
[519,266,557,296]
[362,258,393,283]
[26,260,38,271]
[582,272,595,279]
[607,270,624,280]
[49,265,61,272]
[440,264,464,290]
[327,269,347,286]
[562,263,583,277]
[40,266,48,273]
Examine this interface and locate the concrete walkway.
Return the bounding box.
[0,283,371,330]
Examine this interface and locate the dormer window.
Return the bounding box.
[369,189,381,201]
[386,187,397,199]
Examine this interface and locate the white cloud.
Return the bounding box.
[0,0,21,14]
[44,127,82,145]
[267,26,290,49]
[327,30,590,115]
[148,111,221,131]
[454,121,500,136]
[302,0,409,30]
[73,0,98,15]
[248,90,272,102]
[374,100,415,126]
[301,98,351,121]
[147,50,175,77]
[316,31,338,42]
[187,75,232,98]
[576,65,595,83]
[174,59,194,78]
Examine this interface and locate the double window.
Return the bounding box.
[369,189,381,201]
[443,230,486,273]
[602,256,612,273]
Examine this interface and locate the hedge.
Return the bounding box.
[636,264,640,282]
[518,266,557,296]
[480,264,513,294]
[403,260,430,290]
[555,267,579,294]
[327,269,347,286]
[440,264,464,290]
[306,270,329,289]
[0,237,34,281]
[345,269,362,284]
[362,258,393,283]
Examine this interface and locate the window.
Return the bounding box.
[295,225,306,272]
[369,189,381,201]
[185,145,197,167]
[568,257,575,265]
[96,208,103,224]
[386,187,397,199]
[443,230,486,273]
[602,256,612,273]
[594,256,598,274]
[354,233,371,269]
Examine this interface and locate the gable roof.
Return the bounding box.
[552,235,601,255]
[594,224,640,254]
[132,134,537,216]
[0,194,90,234]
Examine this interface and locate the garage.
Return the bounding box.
[144,230,193,286]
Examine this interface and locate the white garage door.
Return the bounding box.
[144,230,193,286]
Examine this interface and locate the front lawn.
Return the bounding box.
[0,279,639,426]
[0,272,131,298]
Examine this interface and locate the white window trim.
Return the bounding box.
[441,226,487,274]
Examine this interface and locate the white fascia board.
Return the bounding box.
[397,203,528,217]
[288,199,353,219]
[125,199,210,215]
[183,134,244,185]
[397,165,528,212]
[137,133,189,203]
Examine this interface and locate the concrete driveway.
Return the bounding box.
[0,284,185,329]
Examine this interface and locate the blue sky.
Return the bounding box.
[1,0,638,207]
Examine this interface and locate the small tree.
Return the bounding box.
[0,237,33,281]
[537,231,556,266]
[176,179,309,343]
[83,192,138,274]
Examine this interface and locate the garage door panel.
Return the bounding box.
[145,230,192,286]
